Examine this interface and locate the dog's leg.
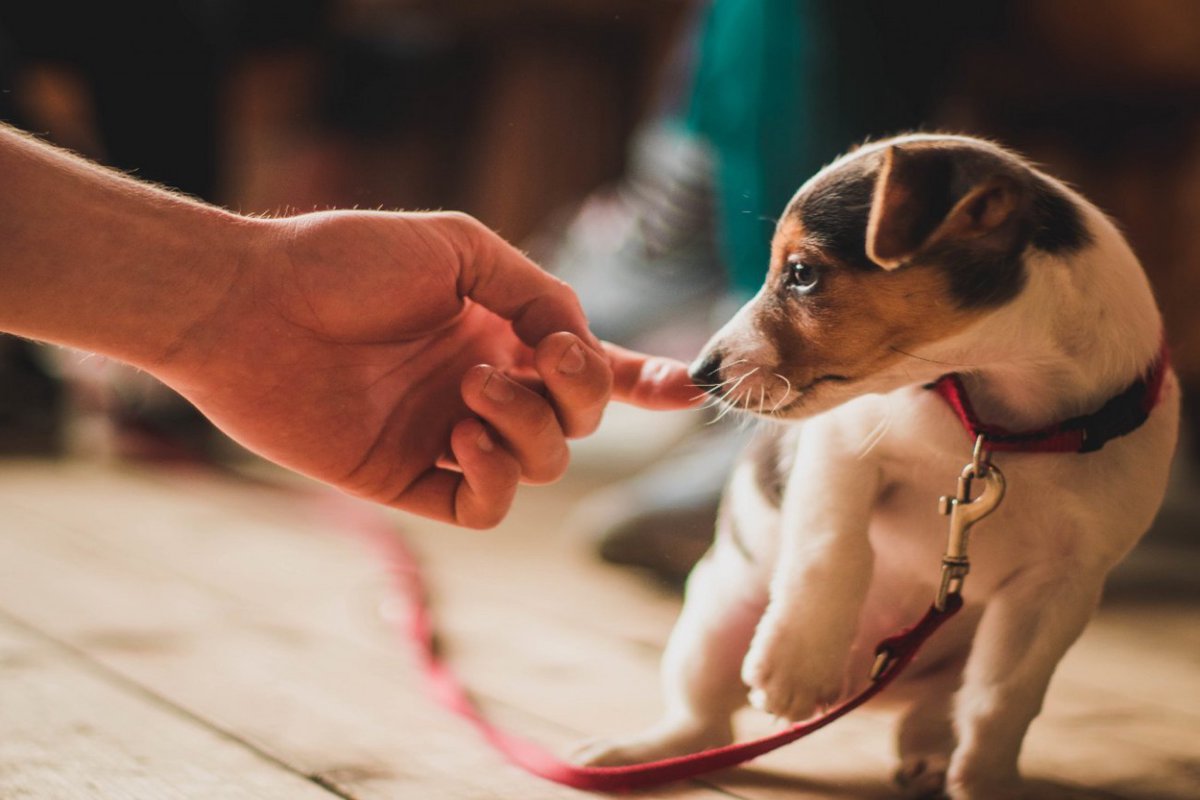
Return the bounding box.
[573,539,766,766]
[740,443,878,721]
[947,565,1104,799]
[893,657,967,799]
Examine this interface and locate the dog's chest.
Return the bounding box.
[867,477,954,575]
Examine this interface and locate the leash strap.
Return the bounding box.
[346,504,963,792]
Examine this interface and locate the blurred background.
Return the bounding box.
[0,0,1197,588]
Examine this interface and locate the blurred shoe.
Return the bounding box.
[534,121,745,582]
[43,349,221,464]
[534,123,727,351]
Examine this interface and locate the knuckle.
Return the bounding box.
[523,445,569,485]
[555,391,605,439]
[578,373,613,408]
[536,280,581,320]
[532,402,561,436]
[499,391,559,439]
[561,360,612,404]
[466,508,506,530]
[438,211,490,258]
[439,209,482,231]
[549,279,576,306]
[542,381,608,438]
[460,489,514,530]
[566,413,602,439]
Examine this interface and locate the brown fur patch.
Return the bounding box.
[758,229,985,388]
[867,144,1024,269]
[775,214,807,245]
[700,135,1087,419]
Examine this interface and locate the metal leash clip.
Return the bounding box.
[870,435,1007,681]
[934,434,1005,611]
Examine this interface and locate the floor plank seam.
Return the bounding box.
[0,605,357,800]
[5,463,1195,798]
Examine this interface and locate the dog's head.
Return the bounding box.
[690,133,1095,419]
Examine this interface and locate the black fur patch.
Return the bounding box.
[1030,180,1092,253]
[935,176,1089,308]
[790,138,1092,312]
[929,240,1028,309]
[797,156,881,272]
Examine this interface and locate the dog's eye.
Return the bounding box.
[785,259,820,294]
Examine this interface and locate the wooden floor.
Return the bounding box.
[1,455,1198,799]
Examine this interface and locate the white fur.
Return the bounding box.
[575,146,1179,799]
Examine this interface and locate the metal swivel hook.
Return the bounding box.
[935,435,1006,611]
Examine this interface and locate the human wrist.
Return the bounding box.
[113,204,268,375]
[0,123,266,371]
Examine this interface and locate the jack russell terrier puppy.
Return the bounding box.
[576,133,1179,799]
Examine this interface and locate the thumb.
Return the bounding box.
[605,342,703,411]
[447,213,603,353]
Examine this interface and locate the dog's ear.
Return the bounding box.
[866,145,1020,270]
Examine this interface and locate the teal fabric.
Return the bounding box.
[685,0,842,298]
[682,1,986,298]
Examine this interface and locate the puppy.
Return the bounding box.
[576,134,1179,799]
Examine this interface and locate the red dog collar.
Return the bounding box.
[930,340,1170,453]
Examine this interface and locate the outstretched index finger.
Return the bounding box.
[605,342,703,411]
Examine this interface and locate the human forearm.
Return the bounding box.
[0,123,261,368]
[0,122,703,525]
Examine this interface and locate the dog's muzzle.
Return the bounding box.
[689,352,723,394]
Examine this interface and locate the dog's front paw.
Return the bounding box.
[740,621,846,721]
[571,719,733,767]
[895,755,949,798]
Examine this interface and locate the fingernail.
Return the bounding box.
[476,429,495,452]
[557,342,586,375]
[483,370,515,403]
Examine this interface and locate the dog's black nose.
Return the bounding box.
[689,352,724,393]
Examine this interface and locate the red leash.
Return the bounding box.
[327,347,1170,790]
[342,502,963,792]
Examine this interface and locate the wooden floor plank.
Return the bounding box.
[0,462,889,795]
[1,460,1196,799]
[0,613,339,800]
[0,462,738,800]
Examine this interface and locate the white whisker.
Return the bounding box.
[727,368,756,397]
[706,366,759,425]
[856,396,894,459]
[769,373,793,414]
[693,373,742,396]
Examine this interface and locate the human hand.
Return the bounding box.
[155,210,697,527]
